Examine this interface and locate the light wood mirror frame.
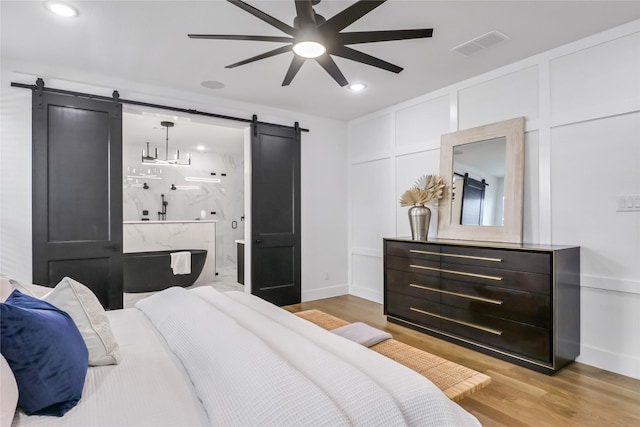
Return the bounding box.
[438,117,525,243]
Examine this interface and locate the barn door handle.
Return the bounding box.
[255,239,263,244]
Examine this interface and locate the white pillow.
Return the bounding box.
[4,277,52,298]
[1,354,18,426]
[0,276,12,302]
[43,277,121,366]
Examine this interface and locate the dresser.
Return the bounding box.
[383,238,580,374]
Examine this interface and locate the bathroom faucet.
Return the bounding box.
[158,194,168,220]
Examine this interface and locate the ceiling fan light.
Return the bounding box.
[293,41,326,59]
[44,1,78,17]
[349,83,367,92]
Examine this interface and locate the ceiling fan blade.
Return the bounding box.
[315,55,349,87]
[282,55,306,86]
[294,0,316,29]
[188,34,293,43]
[319,0,386,33]
[339,29,433,45]
[329,45,403,73]
[225,45,293,69]
[227,0,296,36]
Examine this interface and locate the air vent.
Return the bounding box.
[451,30,510,56]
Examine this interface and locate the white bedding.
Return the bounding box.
[12,308,209,427]
[11,287,480,427]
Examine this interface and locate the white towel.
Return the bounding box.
[170,251,191,275]
[331,322,392,347]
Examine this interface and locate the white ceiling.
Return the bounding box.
[2,1,640,121]
[122,110,245,153]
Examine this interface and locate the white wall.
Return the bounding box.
[0,61,349,302]
[347,20,640,379]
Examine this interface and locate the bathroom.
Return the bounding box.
[121,110,245,291]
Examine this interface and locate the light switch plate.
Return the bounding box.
[617,195,640,212]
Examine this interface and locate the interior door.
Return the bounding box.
[32,87,123,309]
[250,122,301,306]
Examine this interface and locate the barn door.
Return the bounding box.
[32,81,123,309]
[250,120,301,306]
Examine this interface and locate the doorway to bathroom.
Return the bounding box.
[122,108,245,294]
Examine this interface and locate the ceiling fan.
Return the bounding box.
[188,0,433,87]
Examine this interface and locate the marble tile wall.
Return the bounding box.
[123,145,244,271]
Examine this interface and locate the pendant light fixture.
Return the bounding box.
[142,121,191,166]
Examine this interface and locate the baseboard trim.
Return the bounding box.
[577,344,640,380]
[581,274,640,296]
[349,285,383,304]
[302,284,348,302]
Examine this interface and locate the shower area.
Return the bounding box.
[121,111,245,285]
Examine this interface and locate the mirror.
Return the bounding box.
[438,117,525,243]
[452,136,506,227]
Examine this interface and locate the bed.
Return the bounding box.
[2,278,480,426]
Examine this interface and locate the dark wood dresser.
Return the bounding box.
[383,238,580,374]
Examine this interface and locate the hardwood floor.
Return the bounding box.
[283,295,640,427]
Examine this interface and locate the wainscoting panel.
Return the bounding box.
[395,95,450,155]
[550,32,640,119]
[578,285,640,379]
[349,113,393,164]
[395,150,441,238]
[550,113,640,280]
[350,159,395,250]
[350,253,384,304]
[458,65,539,130]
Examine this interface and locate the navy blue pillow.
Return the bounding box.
[1,290,88,416]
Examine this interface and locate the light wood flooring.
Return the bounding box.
[284,295,640,427]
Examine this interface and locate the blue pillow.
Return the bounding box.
[1,290,88,416]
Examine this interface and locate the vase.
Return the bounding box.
[408,205,431,241]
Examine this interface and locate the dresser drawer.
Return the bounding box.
[386,255,440,276]
[385,241,440,261]
[386,270,440,300]
[439,280,551,328]
[440,262,551,295]
[410,244,551,275]
[417,303,551,362]
[387,270,550,327]
[396,256,551,295]
[386,292,441,329]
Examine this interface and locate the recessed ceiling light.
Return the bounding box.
[197,145,205,151]
[201,80,225,90]
[349,83,367,92]
[44,1,78,17]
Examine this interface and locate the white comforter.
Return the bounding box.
[12,287,480,426]
[138,287,480,426]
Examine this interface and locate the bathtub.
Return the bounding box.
[123,249,208,293]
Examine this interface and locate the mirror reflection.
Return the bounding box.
[451,137,506,227]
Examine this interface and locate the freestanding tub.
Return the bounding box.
[123,249,208,293]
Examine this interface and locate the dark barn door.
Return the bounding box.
[251,121,301,306]
[32,85,123,309]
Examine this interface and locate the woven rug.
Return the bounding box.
[294,309,491,402]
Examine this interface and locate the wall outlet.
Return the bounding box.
[616,195,640,212]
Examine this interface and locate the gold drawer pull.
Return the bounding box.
[410,264,503,281]
[409,249,502,263]
[410,307,503,336]
[409,284,503,305]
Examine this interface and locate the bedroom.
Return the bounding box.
[1,1,639,426]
